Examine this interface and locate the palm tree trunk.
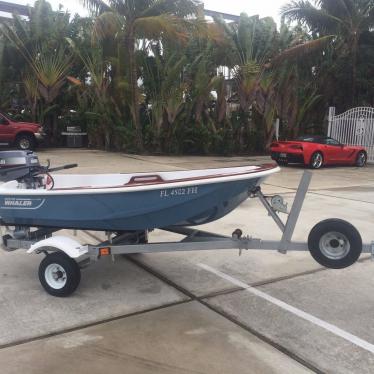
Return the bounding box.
[290,102,299,138]
[126,28,143,152]
[351,35,358,106]
[155,114,163,153]
[265,124,276,150]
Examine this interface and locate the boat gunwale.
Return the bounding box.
[0,164,279,195]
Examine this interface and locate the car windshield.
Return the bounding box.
[0,112,16,122]
[296,136,342,145]
[325,137,342,145]
[296,136,325,143]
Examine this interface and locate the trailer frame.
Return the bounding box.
[2,170,373,296]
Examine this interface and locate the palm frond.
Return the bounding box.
[296,89,322,125]
[271,35,333,65]
[1,20,33,64]
[10,14,29,43]
[67,37,110,100]
[281,0,345,33]
[316,0,354,19]
[23,71,40,101]
[31,48,72,102]
[134,14,188,42]
[92,11,123,42]
[139,0,198,18]
[80,0,111,15]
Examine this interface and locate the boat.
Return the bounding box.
[0,151,279,231]
[0,151,365,297]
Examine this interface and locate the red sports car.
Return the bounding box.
[270,136,367,169]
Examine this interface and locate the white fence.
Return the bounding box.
[328,106,374,163]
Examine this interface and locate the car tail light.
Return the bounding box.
[290,144,303,150]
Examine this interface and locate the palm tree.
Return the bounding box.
[82,0,199,151]
[1,11,72,142]
[217,13,331,147]
[23,71,40,121]
[281,0,374,105]
[215,14,275,114]
[141,47,187,151]
[67,39,117,149]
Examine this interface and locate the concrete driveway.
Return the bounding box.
[0,149,373,373]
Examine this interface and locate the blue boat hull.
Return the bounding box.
[0,178,262,231]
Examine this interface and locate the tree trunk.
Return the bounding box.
[126,28,143,152]
[216,79,227,125]
[264,124,276,150]
[155,113,163,153]
[351,34,358,106]
[104,128,111,150]
[290,104,299,138]
[52,112,58,145]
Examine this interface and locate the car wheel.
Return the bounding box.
[355,151,367,167]
[309,152,323,169]
[15,134,35,150]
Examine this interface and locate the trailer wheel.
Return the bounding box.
[308,219,362,269]
[38,252,81,297]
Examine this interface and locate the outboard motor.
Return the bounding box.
[0,151,40,180]
[0,151,43,188]
[0,150,77,189]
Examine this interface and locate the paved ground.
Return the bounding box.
[0,148,373,373]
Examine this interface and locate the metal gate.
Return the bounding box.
[328,106,374,163]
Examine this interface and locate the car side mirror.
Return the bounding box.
[0,118,9,125]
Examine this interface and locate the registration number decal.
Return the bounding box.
[160,186,198,198]
[279,153,287,158]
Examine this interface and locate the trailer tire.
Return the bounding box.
[38,251,81,297]
[308,219,362,269]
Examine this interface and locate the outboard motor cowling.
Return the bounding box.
[0,151,41,183]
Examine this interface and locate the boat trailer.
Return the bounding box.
[2,171,373,296]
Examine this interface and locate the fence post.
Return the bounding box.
[274,118,280,141]
[327,107,335,136]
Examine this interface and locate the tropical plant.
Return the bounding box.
[216,13,332,148]
[142,47,187,151]
[1,1,73,142]
[1,0,373,155]
[282,0,374,105]
[82,0,200,151]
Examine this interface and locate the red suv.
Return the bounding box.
[0,112,45,150]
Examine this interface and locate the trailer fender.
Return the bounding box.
[27,236,88,259]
